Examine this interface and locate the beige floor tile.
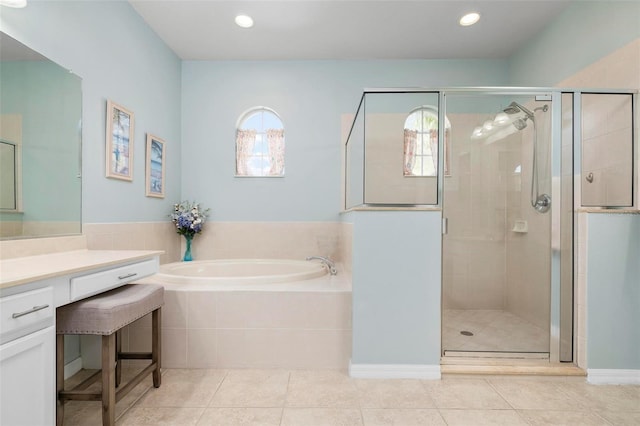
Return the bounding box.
[210,370,290,408]
[517,409,611,425]
[439,409,529,425]
[196,407,283,426]
[556,382,640,412]
[355,379,435,408]
[286,370,359,408]
[62,368,154,425]
[361,409,446,425]
[117,407,205,425]
[423,378,511,409]
[488,378,589,410]
[596,410,640,425]
[61,401,105,426]
[138,369,226,408]
[281,408,363,426]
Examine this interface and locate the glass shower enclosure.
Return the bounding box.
[344,88,635,362]
[441,92,556,358]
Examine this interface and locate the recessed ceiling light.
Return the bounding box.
[0,0,27,8]
[235,14,254,29]
[459,12,480,27]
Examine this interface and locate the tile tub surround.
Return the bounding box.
[123,276,352,369]
[83,222,181,265]
[188,221,345,263]
[82,221,352,268]
[61,368,640,425]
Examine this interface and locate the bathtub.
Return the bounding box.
[146,258,351,292]
[133,259,352,369]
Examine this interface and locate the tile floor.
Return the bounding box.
[443,309,549,354]
[61,368,640,425]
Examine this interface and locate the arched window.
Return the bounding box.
[403,106,450,176]
[236,107,285,177]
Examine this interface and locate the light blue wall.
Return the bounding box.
[182,59,507,221]
[1,0,182,223]
[351,210,442,365]
[586,214,640,370]
[0,61,81,223]
[509,1,640,86]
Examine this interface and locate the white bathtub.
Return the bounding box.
[134,258,352,369]
[146,258,350,292]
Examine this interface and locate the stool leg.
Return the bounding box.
[115,329,122,388]
[102,334,116,426]
[152,307,161,387]
[56,334,65,426]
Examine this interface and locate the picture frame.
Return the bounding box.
[145,133,166,198]
[105,100,134,181]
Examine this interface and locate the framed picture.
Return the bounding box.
[145,134,166,198]
[105,100,134,181]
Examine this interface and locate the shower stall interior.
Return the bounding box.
[344,88,635,363]
[441,93,558,359]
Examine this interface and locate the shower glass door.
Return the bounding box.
[441,93,553,357]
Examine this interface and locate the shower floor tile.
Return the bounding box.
[443,309,549,354]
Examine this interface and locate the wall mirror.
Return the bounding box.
[0,32,82,239]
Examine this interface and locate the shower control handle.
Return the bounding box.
[585,172,594,183]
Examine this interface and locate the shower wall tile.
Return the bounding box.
[505,116,552,332]
[443,113,509,310]
[559,38,638,209]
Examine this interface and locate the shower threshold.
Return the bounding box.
[443,351,550,360]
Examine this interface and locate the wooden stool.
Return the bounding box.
[56,284,164,426]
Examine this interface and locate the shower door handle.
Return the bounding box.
[442,218,448,235]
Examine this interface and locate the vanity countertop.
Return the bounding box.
[0,249,163,289]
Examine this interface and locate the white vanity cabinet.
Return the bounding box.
[0,287,55,426]
[0,250,162,426]
[1,327,55,426]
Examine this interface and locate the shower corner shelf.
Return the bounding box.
[512,220,528,233]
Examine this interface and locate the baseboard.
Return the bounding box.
[349,361,441,379]
[64,357,83,380]
[587,369,640,385]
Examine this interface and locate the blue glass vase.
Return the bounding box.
[183,235,193,262]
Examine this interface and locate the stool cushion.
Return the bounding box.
[57,284,164,335]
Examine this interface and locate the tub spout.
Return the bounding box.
[306,256,337,275]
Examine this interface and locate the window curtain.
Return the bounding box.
[429,128,438,175]
[403,129,418,176]
[267,128,285,176]
[236,129,256,175]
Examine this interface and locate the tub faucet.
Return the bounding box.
[306,256,337,275]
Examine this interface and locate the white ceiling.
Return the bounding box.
[129,0,572,61]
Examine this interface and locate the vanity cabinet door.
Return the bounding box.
[0,326,55,426]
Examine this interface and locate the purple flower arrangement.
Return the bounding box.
[170,201,210,237]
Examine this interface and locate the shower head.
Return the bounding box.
[513,118,527,130]
[503,101,535,118]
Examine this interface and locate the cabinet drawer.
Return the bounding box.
[70,258,158,301]
[0,287,54,344]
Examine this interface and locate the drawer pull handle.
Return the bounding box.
[118,272,138,280]
[12,304,50,319]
